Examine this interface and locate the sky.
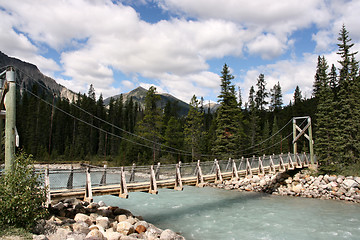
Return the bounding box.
[0,0,360,105]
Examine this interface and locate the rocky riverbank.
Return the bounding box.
[209,171,360,203]
[32,199,185,240]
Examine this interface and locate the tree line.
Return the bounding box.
[8,25,359,174]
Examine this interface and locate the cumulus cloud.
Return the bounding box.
[0,0,359,103]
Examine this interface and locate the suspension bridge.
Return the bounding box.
[45,152,313,203]
[0,66,316,204]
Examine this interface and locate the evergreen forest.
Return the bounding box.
[7,25,360,175]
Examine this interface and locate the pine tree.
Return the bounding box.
[255,73,268,111]
[212,64,243,158]
[136,86,163,163]
[247,86,260,148]
[333,25,359,167]
[270,81,283,111]
[184,95,204,161]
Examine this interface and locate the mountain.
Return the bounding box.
[0,51,76,101]
[104,86,221,116]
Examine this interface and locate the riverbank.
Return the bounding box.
[32,199,185,240]
[209,170,360,203]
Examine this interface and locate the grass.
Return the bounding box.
[0,226,33,240]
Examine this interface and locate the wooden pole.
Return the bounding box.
[293,118,297,155]
[84,167,93,202]
[45,167,51,207]
[308,117,314,165]
[4,67,16,173]
[119,167,128,198]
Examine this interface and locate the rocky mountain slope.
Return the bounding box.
[0,51,76,100]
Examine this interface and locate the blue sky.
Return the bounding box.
[0,0,359,105]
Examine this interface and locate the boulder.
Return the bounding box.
[96,216,110,229]
[354,176,360,184]
[135,225,147,234]
[74,213,92,226]
[292,184,303,194]
[126,217,136,225]
[73,222,90,235]
[116,221,134,235]
[113,208,131,216]
[116,214,127,222]
[342,179,359,189]
[160,229,178,240]
[104,231,122,240]
[85,229,105,240]
[98,201,106,207]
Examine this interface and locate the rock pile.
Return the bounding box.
[210,172,360,203]
[33,199,185,240]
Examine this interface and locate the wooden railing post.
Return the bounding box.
[149,165,158,194]
[119,167,128,198]
[214,159,223,184]
[269,155,276,174]
[45,167,51,207]
[295,153,302,168]
[231,158,239,181]
[303,152,309,166]
[100,164,107,186]
[279,153,286,172]
[129,163,136,182]
[258,157,265,176]
[155,162,161,180]
[174,163,183,191]
[287,152,294,170]
[246,158,252,177]
[196,160,205,187]
[84,167,93,202]
[66,165,73,189]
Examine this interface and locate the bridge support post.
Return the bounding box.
[155,162,161,181]
[149,165,158,194]
[66,165,74,189]
[258,157,265,176]
[287,152,294,170]
[196,160,205,187]
[295,153,303,168]
[174,163,183,191]
[269,155,276,174]
[231,159,239,181]
[214,159,223,184]
[4,67,16,173]
[246,158,252,177]
[129,163,136,182]
[308,117,314,165]
[119,167,128,198]
[279,153,286,172]
[303,152,309,166]
[84,167,93,202]
[45,167,51,207]
[100,165,107,186]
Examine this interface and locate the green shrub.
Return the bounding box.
[0,151,48,230]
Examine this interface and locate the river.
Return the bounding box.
[93,186,360,240]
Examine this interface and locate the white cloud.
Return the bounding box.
[247,33,287,60]
[1,0,359,103]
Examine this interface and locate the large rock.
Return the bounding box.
[96,216,110,229]
[74,213,92,226]
[342,179,359,189]
[116,221,134,235]
[116,214,127,222]
[292,184,303,194]
[73,221,90,235]
[85,229,105,240]
[104,231,122,240]
[160,229,183,240]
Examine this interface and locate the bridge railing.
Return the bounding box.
[38,152,314,192]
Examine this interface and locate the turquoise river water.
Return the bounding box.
[94,186,360,240]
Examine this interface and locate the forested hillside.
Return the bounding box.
[1,26,359,175]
